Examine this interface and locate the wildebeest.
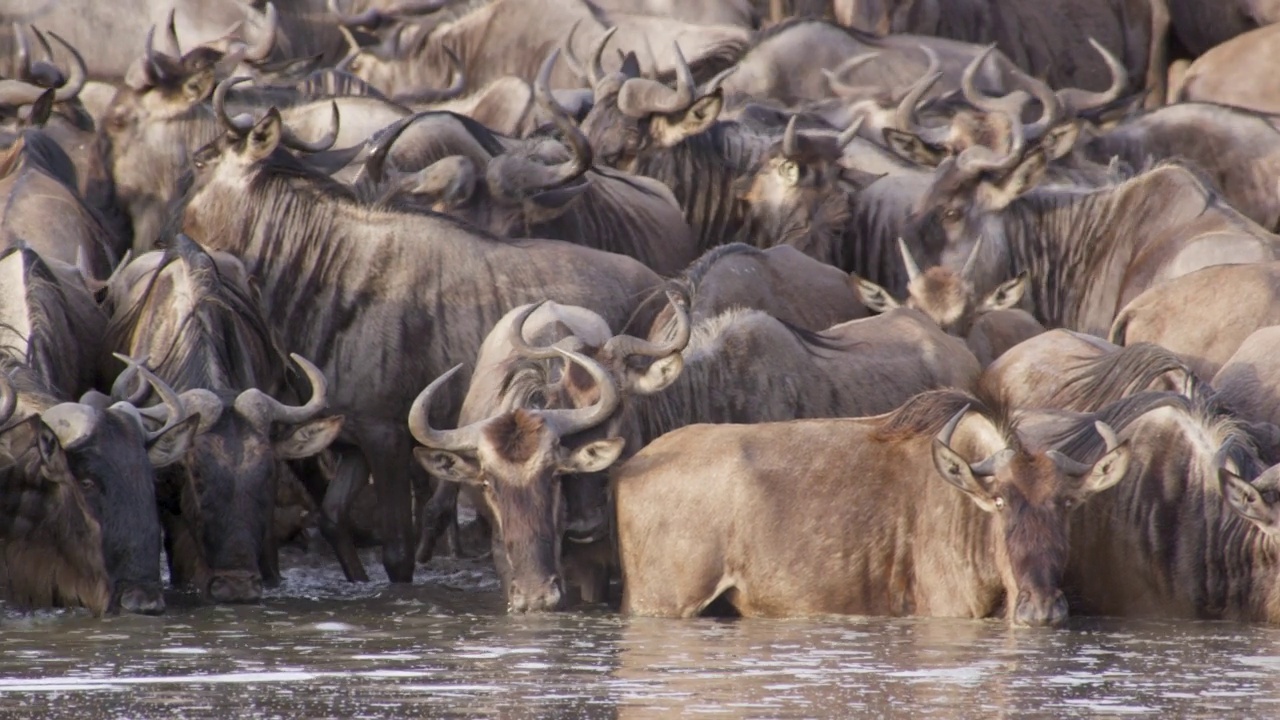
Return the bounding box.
[104,234,343,603]
[416,293,980,611]
[410,348,625,612]
[1211,326,1280,441]
[1164,0,1280,56]
[0,128,123,280]
[852,238,1042,366]
[178,105,663,583]
[1027,393,1280,622]
[368,53,699,276]
[1109,262,1280,379]
[912,129,1280,334]
[978,331,1202,412]
[660,243,868,332]
[0,374,110,616]
[576,38,880,261]
[1174,24,1280,114]
[832,0,1168,105]
[613,390,1131,623]
[1082,103,1280,232]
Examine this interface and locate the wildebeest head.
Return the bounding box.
[0,25,91,135]
[332,0,468,102]
[377,51,592,231]
[94,40,220,251]
[853,237,1028,335]
[0,375,111,616]
[107,236,342,604]
[2,355,199,615]
[578,30,729,171]
[1217,448,1280,541]
[931,406,1131,626]
[410,348,626,613]
[736,115,882,251]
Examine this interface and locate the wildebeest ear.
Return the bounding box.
[619,51,641,80]
[274,415,345,460]
[147,414,200,468]
[1219,467,1280,534]
[625,354,683,395]
[180,67,217,105]
[881,128,946,167]
[978,272,1029,312]
[838,167,885,193]
[1038,121,1081,161]
[1077,440,1131,498]
[244,109,284,163]
[35,422,71,481]
[560,437,625,474]
[412,447,483,486]
[931,439,1000,513]
[850,274,900,314]
[27,89,55,128]
[650,91,722,147]
[979,149,1047,212]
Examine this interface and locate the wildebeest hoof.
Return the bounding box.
[117,585,166,615]
[208,574,264,604]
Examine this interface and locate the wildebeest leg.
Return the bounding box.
[361,426,417,583]
[416,479,459,563]
[321,450,371,583]
[258,472,282,588]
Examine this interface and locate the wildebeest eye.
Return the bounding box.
[942,208,963,222]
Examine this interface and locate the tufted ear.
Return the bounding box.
[1039,121,1081,161]
[1076,441,1131,498]
[560,437,625,474]
[978,272,1029,312]
[649,91,722,147]
[977,149,1047,211]
[931,439,1002,513]
[882,127,947,167]
[1220,467,1280,536]
[274,415,345,460]
[413,447,483,486]
[851,274,900,314]
[243,108,283,163]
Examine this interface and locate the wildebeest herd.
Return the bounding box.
[3,0,1280,629]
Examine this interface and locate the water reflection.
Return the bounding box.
[2,549,1279,718]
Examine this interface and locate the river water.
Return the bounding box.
[2,547,1279,719]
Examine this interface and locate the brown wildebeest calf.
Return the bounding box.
[613,390,1130,624]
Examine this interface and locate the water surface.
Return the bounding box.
[3,548,1279,718]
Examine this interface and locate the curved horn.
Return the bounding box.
[241,2,279,63]
[213,76,255,135]
[160,8,181,56]
[234,353,329,427]
[1047,449,1092,477]
[891,69,946,146]
[537,348,620,438]
[280,101,339,153]
[822,51,881,98]
[407,364,483,452]
[602,291,690,360]
[961,45,1038,124]
[588,26,619,87]
[24,26,65,89]
[954,93,1027,175]
[960,235,985,281]
[0,77,47,107]
[42,31,87,102]
[112,353,186,444]
[782,115,799,157]
[701,65,737,96]
[837,114,866,149]
[13,23,29,80]
[361,112,420,186]
[897,237,922,282]
[969,447,1015,476]
[936,404,970,447]
[615,41,695,118]
[109,359,151,406]
[1056,38,1127,116]
[392,46,466,104]
[507,301,561,360]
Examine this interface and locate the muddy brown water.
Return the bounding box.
[2,546,1279,719]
